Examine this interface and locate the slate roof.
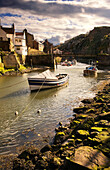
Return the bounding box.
[0,27,8,41]
[2,27,14,34]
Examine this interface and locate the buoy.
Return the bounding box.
[37,109,41,114]
[15,111,18,115]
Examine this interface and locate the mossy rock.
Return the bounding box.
[13,158,35,169]
[95,112,110,121]
[95,120,110,127]
[93,103,105,108]
[18,147,40,160]
[79,117,95,130]
[70,120,81,128]
[95,131,110,143]
[86,108,95,114]
[56,132,65,136]
[87,137,101,146]
[75,138,82,144]
[90,131,99,138]
[96,98,105,103]
[91,127,107,132]
[76,114,88,119]
[77,130,89,139]
[68,139,75,146]
[73,106,89,114]
[71,135,75,139]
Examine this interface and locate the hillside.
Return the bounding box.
[58,26,110,56]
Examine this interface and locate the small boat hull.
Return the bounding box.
[83,69,97,77]
[28,74,69,91]
[83,65,97,77]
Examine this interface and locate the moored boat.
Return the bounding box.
[83,66,98,77]
[61,59,77,66]
[28,69,69,91]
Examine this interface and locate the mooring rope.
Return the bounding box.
[0,78,46,135]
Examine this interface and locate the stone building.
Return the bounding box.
[0,26,10,51]
[23,29,34,49]
[43,39,53,54]
[2,23,15,51]
[33,40,44,52]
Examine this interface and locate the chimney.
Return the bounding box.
[0,18,2,28]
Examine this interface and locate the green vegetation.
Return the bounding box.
[19,65,26,72]
[58,26,110,56]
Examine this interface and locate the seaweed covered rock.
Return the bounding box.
[76,130,89,139]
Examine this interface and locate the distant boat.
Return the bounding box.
[28,69,69,91]
[61,59,77,66]
[83,66,98,77]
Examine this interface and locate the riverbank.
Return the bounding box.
[0,66,50,77]
[5,80,108,169]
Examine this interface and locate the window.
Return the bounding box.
[17,47,20,50]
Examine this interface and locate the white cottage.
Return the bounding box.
[14,31,28,63]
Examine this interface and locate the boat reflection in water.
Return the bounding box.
[28,69,69,91]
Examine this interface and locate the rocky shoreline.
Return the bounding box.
[9,81,110,170]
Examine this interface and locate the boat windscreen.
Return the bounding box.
[29,69,58,80]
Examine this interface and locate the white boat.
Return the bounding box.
[28,69,69,91]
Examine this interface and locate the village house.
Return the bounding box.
[24,29,34,49]
[0,21,15,52]
[38,41,44,52]
[0,25,10,51]
[2,23,15,52]
[33,40,44,52]
[14,30,28,64]
[0,20,55,68]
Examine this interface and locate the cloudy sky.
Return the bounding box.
[0,0,110,45]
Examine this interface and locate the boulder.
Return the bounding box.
[76,130,89,139]
[70,146,110,169]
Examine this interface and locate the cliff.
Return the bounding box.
[59,26,110,56]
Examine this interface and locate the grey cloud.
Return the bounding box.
[0,0,81,17]
[0,0,110,19]
[48,35,61,45]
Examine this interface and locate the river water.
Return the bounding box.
[0,63,109,155]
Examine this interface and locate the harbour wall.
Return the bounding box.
[25,54,55,68]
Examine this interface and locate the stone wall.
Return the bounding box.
[25,54,54,68]
[3,53,20,69]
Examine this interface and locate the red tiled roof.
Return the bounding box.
[16,32,23,36]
